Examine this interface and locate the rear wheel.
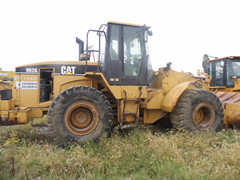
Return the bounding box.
[47,86,113,144]
[171,89,223,131]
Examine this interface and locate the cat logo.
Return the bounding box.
[61,66,76,75]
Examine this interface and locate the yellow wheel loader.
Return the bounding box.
[0,22,223,144]
[202,55,240,128]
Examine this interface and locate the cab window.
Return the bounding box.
[226,61,240,87]
[123,26,143,76]
[109,25,120,60]
[210,61,224,86]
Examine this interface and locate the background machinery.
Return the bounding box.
[0,22,223,144]
[0,70,14,85]
[0,71,14,102]
[202,55,240,128]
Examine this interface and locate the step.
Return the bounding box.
[31,123,48,127]
[120,124,138,130]
[123,112,137,116]
[124,99,139,102]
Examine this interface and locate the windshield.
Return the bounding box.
[123,26,143,76]
[227,60,240,86]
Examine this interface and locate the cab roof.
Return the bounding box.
[208,56,240,62]
[107,21,150,28]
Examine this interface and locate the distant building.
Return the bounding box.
[0,68,2,71]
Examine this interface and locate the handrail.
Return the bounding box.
[85,30,106,73]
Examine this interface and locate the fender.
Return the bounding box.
[161,81,192,112]
[59,78,92,93]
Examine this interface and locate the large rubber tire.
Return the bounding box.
[171,89,223,131]
[47,86,113,144]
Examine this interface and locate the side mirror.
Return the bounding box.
[142,25,153,42]
[164,62,172,71]
[148,31,153,36]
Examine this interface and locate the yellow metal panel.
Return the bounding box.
[0,100,14,111]
[151,68,196,95]
[0,111,8,121]
[143,109,168,124]
[109,86,147,99]
[17,108,31,124]
[233,79,240,90]
[13,72,93,109]
[31,108,48,118]
[54,75,91,93]
[146,89,164,109]
[9,107,32,124]
[14,74,39,107]
[37,101,51,108]
[224,109,240,127]
[12,74,20,106]
[84,72,147,99]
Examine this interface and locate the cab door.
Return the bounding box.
[122,25,147,85]
[102,24,123,85]
[210,60,226,87]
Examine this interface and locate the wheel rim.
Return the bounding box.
[192,103,215,130]
[64,101,99,136]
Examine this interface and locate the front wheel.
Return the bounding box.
[47,86,113,144]
[171,89,223,131]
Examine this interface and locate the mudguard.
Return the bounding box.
[161,81,192,112]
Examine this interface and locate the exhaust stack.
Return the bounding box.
[76,37,84,61]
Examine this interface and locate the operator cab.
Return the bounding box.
[208,56,240,88]
[77,21,153,86]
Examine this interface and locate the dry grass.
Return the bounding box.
[1,120,240,180]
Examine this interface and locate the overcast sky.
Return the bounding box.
[0,0,239,74]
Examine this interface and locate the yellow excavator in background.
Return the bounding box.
[202,54,240,128]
